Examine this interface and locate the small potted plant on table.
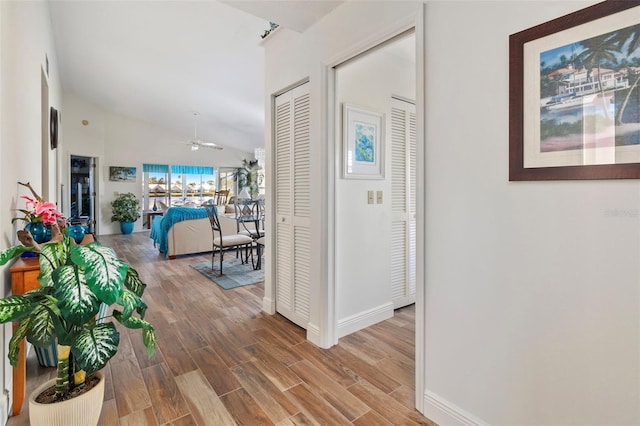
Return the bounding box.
[110,192,141,234]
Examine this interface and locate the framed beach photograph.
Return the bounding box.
[510,1,640,180]
[109,166,137,182]
[343,104,384,179]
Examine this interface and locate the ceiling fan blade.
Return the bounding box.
[179,113,223,150]
[199,142,221,148]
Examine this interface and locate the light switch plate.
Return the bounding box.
[377,190,383,204]
[368,190,374,204]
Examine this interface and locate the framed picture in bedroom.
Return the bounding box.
[343,104,384,179]
[509,1,640,180]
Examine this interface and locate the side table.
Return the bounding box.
[144,210,164,229]
[9,257,40,415]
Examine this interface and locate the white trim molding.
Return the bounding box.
[306,323,322,348]
[423,389,488,426]
[261,295,275,315]
[337,302,393,338]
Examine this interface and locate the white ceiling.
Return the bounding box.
[49,1,342,154]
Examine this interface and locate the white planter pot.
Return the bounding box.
[28,371,105,426]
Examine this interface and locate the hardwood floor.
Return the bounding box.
[7,232,435,426]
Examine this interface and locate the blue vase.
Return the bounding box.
[68,225,86,244]
[120,221,134,234]
[26,222,51,244]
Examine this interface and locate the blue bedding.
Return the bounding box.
[150,207,211,257]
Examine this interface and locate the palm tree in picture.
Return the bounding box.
[575,33,621,121]
[608,24,640,125]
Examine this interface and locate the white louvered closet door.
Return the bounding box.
[274,82,311,329]
[390,98,417,309]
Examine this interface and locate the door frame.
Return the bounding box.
[323,5,426,413]
[262,4,426,414]
[67,153,100,236]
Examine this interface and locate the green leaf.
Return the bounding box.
[8,316,33,367]
[113,310,156,357]
[22,286,55,300]
[71,244,127,305]
[142,326,157,358]
[38,241,69,287]
[0,246,35,265]
[136,301,148,320]
[55,322,83,347]
[124,267,146,297]
[72,323,120,374]
[53,265,100,326]
[0,296,36,323]
[113,310,143,329]
[25,305,56,348]
[117,289,143,321]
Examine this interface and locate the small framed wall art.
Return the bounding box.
[343,104,384,179]
[109,166,137,182]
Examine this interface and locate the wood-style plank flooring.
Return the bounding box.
[7,232,435,426]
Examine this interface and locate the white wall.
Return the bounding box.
[334,37,415,333]
[422,1,639,425]
[264,0,639,424]
[0,0,62,420]
[62,94,253,235]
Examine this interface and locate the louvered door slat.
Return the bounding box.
[275,102,291,217]
[409,112,417,215]
[391,108,407,213]
[276,223,292,308]
[408,111,417,297]
[294,226,311,319]
[274,82,311,329]
[390,98,416,308]
[294,94,311,218]
[390,221,407,300]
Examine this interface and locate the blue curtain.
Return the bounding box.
[143,164,169,173]
[170,165,214,175]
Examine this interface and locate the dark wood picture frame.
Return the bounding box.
[50,107,58,150]
[509,1,640,180]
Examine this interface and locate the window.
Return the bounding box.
[143,164,216,209]
[218,168,236,197]
[143,164,169,211]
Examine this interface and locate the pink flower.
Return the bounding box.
[20,196,36,212]
[35,201,57,216]
[15,195,64,225]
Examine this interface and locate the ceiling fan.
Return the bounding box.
[181,112,223,151]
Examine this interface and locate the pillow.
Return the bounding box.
[225,204,235,214]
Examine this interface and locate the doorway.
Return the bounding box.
[333,30,416,328]
[332,27,420,407]
[69,155,97,234]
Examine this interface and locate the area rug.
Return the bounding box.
[189,257,264,289]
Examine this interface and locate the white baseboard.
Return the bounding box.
[337,302,393,338]
[306,323,322,347]
[423,389,487,426]
[261,296,275,314]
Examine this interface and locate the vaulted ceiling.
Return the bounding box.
[49,1,343,154]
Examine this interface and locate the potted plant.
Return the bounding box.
[234,159,261,200]
[110,192,140,234]
[0,187,156,425]
[11,193,64,244]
